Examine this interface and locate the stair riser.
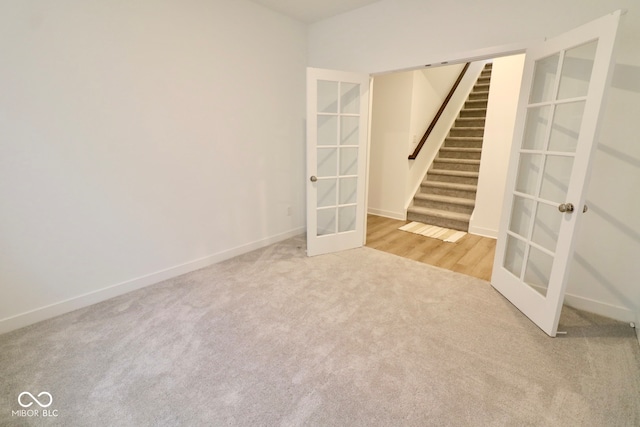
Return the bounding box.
[455,118,485,127]
[413,198,474,214]
[465,100,488,109]
[438,150,482,160]
[427,173,478,185]
[432,161,480,172]
[449,128,484,137]
[468,92,489,100]
[420,184,477,199]
[459,109,487,118]
[474,84,490,92]
[444,139,483,148]
[478,76,491,82]
[406,212,469,232]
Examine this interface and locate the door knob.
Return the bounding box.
[558,203,574,213]
[310,176,317,182]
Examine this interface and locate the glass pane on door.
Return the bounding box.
[509,196,534,238]
[529,54,560,103]
[318,116,338,146]
[524,246,554,296]
[318,81,338,113]
[317,148,337,177]
[515,154,543,195]
[504,235,526,279]
[317,179,337,208]
[531,202,562,252]
[557,40,598,100]
[523,106,552,150]
[341,116,359,145]
[341,83,360,114]
[548,101,585,152]
[338,206,357,232]
[317,208,336,236]
[539,155,574,203]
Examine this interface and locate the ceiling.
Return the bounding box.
[249,0,382,23]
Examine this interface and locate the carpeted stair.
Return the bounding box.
[407,63,492,231]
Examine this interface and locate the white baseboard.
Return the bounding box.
[467,224,498,239]
[0,227,305,336]
[367,208,406,221]
[562,291,636,324]
[636,311,640,346]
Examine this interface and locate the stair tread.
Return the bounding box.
[434,158,480,164]
[429,169,479,178]
[414,193,475,206]
[461,108,487,112]
[406,206,471,222]
[446,136,484,140]
[439,147,482,152]
[422,181,478,191]
[451,126,485,130]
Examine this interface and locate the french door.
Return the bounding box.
[306,68,370,257]
[491,11,622,336]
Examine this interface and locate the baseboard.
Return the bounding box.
[636,311,640,346]
[367,208,406,221]
[562,292,636,323]
[467,224,498,239]
[0,227,305,336]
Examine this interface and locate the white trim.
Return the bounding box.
[0,227,305,335]
[526,283,637,324]
[562,292,637,324]
[636,311,640,346]
[372,41,531,76]
[367,208,406,221]
[468,224,498,239]
[363,77,375,245]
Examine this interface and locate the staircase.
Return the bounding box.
[407,63,492,231]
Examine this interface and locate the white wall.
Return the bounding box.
[0,0,307,333]
[470,55,525,238]
[309,0,640,323]
[308,0,638,74]
[368,71,413,219]
[565,33,640,322]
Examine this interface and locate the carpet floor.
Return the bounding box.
[1,236,639,426]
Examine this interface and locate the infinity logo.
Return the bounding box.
[18,392,53,408]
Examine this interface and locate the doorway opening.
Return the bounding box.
[365,52,526,281]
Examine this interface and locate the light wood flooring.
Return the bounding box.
[365,214,496,281]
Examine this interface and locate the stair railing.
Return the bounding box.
[408,62,471,160]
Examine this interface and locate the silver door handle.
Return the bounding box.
[558,203,574,213]
[310,176,317,182]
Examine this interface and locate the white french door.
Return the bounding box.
[491,11,622,336]
[306,68,370,257]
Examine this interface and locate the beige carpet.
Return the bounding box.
[1,235,639,426]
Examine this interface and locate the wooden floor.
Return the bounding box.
[365,215,496,282]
